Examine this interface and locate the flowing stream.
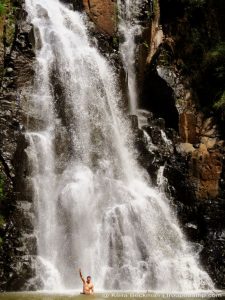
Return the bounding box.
[25,0,214,292]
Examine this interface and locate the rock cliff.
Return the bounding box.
[0,0,36,290]
[141,0,225,288]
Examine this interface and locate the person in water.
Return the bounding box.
[79,268,94,295]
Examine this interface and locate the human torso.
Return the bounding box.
[83,281,94,294]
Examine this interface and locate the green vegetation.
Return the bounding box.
[0,0,12,16]
[153,0,159,15]
[0,0,17,80]
[0,0,16,45]
[159,0,225,127]
[112,36,119,49]
[213,89,225,119]
[206,42,225,60]
[143,41,149,49]
[205,43,225,87]
[144,0,159,18]
[214,91,225,110]
[202,43,225,117]
[162,0,225,121]
[0,2,6,15]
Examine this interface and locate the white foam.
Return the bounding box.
[24,0,214,292]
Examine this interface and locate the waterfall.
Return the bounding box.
[25,0,214,292]
[117,0,144,113]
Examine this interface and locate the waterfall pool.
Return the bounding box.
[0,292,224,300]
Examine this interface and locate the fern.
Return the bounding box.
[213,91,225,110]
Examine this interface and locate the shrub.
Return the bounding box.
[213,91,225,118]
[0,3,6,15]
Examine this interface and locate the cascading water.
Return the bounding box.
[25,0,214,292]
[117,0,144,113]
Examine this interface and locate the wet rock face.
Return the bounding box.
[179,111,199,144]
[61,0,84,11]
[141,66,179,130]
[132,113,176,185]
[199,198,225,288]
[164,152,225,289]
[166,107,225,288]
[131,107,225,289]
[117,105,225,290]
[179,116,224,201]
[0,0,36,291]
[190,145,223,199]
[142,30,225,203]
[82,0,116,36]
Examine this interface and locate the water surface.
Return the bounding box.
[0,292,224,300]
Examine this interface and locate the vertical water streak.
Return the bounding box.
[117,0,144,113]
[24,0,214,292]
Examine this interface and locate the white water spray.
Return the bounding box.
[25,0,214,292]
[117,0,144,113]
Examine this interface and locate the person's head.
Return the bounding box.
[87,276,91,283]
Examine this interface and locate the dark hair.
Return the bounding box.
[87,276,91,279]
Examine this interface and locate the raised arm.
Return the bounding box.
[79,268,85,283]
